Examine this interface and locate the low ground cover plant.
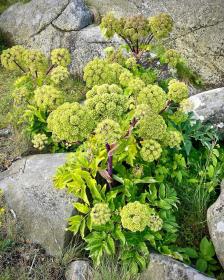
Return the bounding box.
[1,12,224,278]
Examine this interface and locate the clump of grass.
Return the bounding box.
[0,196,84,280]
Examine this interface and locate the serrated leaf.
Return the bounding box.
[67,215,82,234]
[114,225,125,245]
[196,258,207,272]
[73,202,89,214]
[80,219,86,238]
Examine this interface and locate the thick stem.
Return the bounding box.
[106,143,113,189]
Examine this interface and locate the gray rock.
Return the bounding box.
[141,253,214,280]
[207,180,224,268]
[52,0,93,31]
[65,260,93,280]
[0,127,11,137]
[0,153,76,256]
[189,87,224,130]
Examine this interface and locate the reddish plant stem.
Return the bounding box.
[46,64,56,76]
[106,143,113,189]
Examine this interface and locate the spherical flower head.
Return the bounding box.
[83,58,122,88]
[14,75,32,89]
[34,85,64,111]
[138,113,167,140]
[47,102,94,143]
[169,110,188,125]
[140,139,162,162]
[125,78,145,96]
[50,66,69,84]
[32,133,48,150]
[119,69,134,87]
[125,57,137,69]
[137,85,167,113]
[51,48,71,67]
[23,49,47,72]
[1,45,26,70]
[120,201,150,232]
[100,13,118,38]
[134,104,152,119]
[12,86,30,105]
[85,84,128,122]
[122,15,150,42]
[179,98,193,113]
[164,49,181,67]
[91,203,111,225]
[148,211,163,232]
[162,130,183,148]
[149,13,173,39]
[131,165,144,178]
[95,119,122,144]
[167,79,189,103]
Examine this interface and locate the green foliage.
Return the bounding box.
[1,46,86,152]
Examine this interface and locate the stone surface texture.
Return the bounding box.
[189,87,224,130]
[0,0,224,87]
[0,153,76,256]
[207,180,224,269]
[65,260,93,280]
[142,253,214,280]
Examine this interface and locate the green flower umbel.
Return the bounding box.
[1,45,26,70]
[120,201,150,232]
[162,130,183,148]
[32,133,48,150]
[50,66,69,84]
[95,119,122,144]
[140,139,162,162]
[91,203,111,225]
[149,13,173,39]
[51,48,71,67]
[167,79,188,103]
[148,211,163,232]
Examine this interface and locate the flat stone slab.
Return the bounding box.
[207,180,224,268]
[141,253,214,280]
[0,153,76,256]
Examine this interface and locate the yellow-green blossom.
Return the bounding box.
[167,79,189,103]
[85,84,128,122]
[164,49,182,67]
[137,85,167,113]
[140,139,162,162]
[162,130,183,148]
[32,133,48,150]
[50,66,69,84]
[23,49,47,73]
[148,211,163,232]
[149,13,173,39]
[91,203,111,225]
[34,85,64,111]
[120,201,150,232]
[51,48,71,67]
[1,45,26,70]
[125,78,145,95]
[47,102,94,143]
[119,69,134,87]
[95,119,122,144]
[138,113,167,140]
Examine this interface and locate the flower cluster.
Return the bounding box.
[137,85,167,113]
[163,130,183,148]
[91,203,111,225]
[85,84,128,122]
[1,45,25,70]
[167,79,189,103]
[140,139,162,162]
[47,102,94,143]
[104,47,126,65]
[138,113,167,140]
[120,201,150,232]
[83,58,123,88]
[164,49,181,67]
[32,133,48,150]
[119,69,134,87]
[34,85,64,111]
[12,87,31,105]
[50,66,69,84]
[125,78,145,96]
[95,119,122,144]
[23,49,47,73]
[149,13,173,39]
[148,211,163,232]
[51,48,71,67]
